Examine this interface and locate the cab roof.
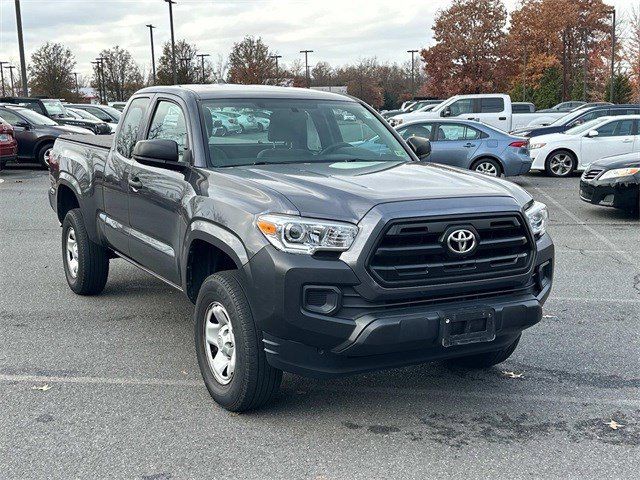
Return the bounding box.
[135,84,355,102]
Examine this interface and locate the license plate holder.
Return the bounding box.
[439,308,496,347]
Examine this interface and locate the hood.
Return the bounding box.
[51,124,95,135]
[591,152,640,170]
[57,117,101,127]
[533,132,572,144]
[227,161,531,222]
[391,111,439,123]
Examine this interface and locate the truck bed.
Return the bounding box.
[58,133,114,150]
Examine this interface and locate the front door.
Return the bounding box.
[101,96,152,255]
[580,118,636,168]
[0,109,36,159]
[127,98,191,286]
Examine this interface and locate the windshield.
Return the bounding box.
[564,117,611,135]
[100,106,122,121]
[43,100,68,118]
[70,108,101,122]
[201,99,412,168]
[549,110,582,126]
[17,108,58,126]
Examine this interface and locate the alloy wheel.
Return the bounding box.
[65,227,79,278]
[475,161,499,176]
[204,302,236,385]
[549,153,573,176]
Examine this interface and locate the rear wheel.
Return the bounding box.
[447,335,521,368]
[545,150,576,177]
[472,158,502,177]
[194,271,282,412]
[37,143,54,169]
[62,208,110,295]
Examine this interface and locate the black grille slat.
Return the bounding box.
[583,168,603,180]
[367,214,533,287]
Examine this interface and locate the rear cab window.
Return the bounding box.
[479,98,505,113]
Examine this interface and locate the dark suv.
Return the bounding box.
[513,104,640,137]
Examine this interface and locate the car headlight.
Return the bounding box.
[598,167,640,180]
[525,201,548,237]
[256,214,358,254]
[529,142,546,150]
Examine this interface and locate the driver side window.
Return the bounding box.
[449,99,474,116]
[148,101,188,161]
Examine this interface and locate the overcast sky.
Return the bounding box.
[0,0,634,78]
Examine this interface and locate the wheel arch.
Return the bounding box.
[470,155,505,174]
[56,177,82,224]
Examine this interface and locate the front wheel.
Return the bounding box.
[545,150,576,177]
[37,143,54,169]
[194,271,282,412]
[447,335,521,368]
[62,208,110,295]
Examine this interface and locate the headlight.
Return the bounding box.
[256,214,358,254]
[529,142,546,150]
[525,201,548,237]
[599,167,640,180]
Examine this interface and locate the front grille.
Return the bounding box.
[367,214,533,288]
[582,168,603,180]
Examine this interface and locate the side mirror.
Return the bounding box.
[441,107,451,118]
[132,139,183,170]
[587,130,599,138]
[15,121,30,130]
[406,136,431,159]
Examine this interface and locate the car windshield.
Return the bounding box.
[43,100,68,118]
[549,110,582,126]
[70,108,101,122]
[202,99,412,168]
[16,108,58,126]
[564,117,610,135]
[100,106,122,121]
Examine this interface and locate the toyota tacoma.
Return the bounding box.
[48,85,554,411]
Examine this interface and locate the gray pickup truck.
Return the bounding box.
[48,85,554,412]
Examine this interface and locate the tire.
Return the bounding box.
[37,142,54,169]
[545,150,576,177]
[471,158,502,177]
[194,270,282,412]
[61,209,110,295]
[447,335,521,369]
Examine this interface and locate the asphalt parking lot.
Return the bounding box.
[1,167,639,479]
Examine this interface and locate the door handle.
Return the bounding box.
[499,117,507,120]
[128,177,143,191]
[464,143,476,148]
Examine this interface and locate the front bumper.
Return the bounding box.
[580,177,639,210]
[243,208,554,378]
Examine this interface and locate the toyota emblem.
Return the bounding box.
[446,229,477,255]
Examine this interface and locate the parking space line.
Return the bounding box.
[533,187,638,267]
[1,373,638,407]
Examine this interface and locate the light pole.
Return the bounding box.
[608,8,616,103]
[0,61,7,96]
[164,0,177,85]
[179,56,191,83]
[14,0,28,95]
[300,50,313,88]
[146,24,157,85]
[96,57,107,102]
[270,54,282,84]
[196,53,210,83]
[73,72,79,95]
[407,49,418,97]
[5,65,16,96]
[91,61,102,103]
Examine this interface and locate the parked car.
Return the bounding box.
[214,110,261,133]
[0,97,111,134]
[205,109,242,136]
[67,104,122,124]
[529,115,640,177]
[580,152,640,213]
[513,102,536,113]
[388,94,564,131]
[382,100,441,119]
[108,101,127,111]
[48,84,553,412]
[511,104,640,138]
[0,105,93,167]
[67,107,117,133]
[537,101,586,113]
[0,116,18,170]
[358,119,530,176]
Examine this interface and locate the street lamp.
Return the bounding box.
[14,0,28,95]
[73,72,79,95]
[407,49,419,97]
[91,61,103,103]
[146,24,157,85]
[96,57,107,103]
[5,65,16,96]
[164,0,177,85]
[300,50,313,88]
[607,8,616,103]
[196,53,210,83]
[270,54,282,83]
[0,61,8,96]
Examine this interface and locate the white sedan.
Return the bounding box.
[530,115,640,177]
